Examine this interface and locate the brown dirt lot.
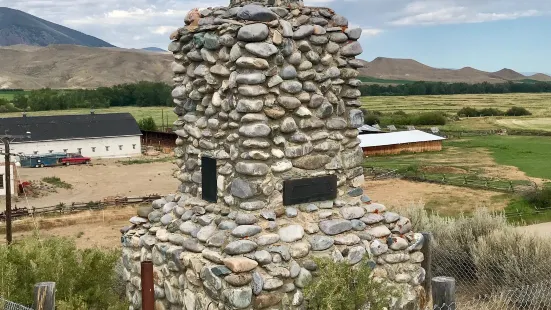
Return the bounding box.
[1,157,180,211]
[1,207,136,249]
[364,179,510,216]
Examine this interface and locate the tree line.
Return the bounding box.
[5,81,172,112]
[360,81,551,96]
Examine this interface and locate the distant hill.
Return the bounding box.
[0,7,114,47]
[360,57,550,84]
[142,47,167,52]
[490,68,526,80]
[0,45,173,89]
[527,73,551,82]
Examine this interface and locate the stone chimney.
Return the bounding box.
[121,1,426,309]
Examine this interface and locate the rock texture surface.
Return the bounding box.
[121,1,425,309]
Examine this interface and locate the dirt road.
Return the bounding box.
[1,158,180,211]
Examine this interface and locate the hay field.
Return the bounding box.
[494,118,551,132]
[361,93,551,116]
[0,106,177,127]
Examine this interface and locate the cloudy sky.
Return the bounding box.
[3,0,551,72]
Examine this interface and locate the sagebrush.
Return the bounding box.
[304,258,397,310]
[0,234,127,310]
[395,205,551,306]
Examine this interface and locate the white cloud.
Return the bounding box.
[391,5,541,26]
[362,28,383,36]
[0,0,549,48]
[150,26,175,35]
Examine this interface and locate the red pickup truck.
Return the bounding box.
[61,153,91,165]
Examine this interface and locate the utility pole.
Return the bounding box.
[1,132,31,245]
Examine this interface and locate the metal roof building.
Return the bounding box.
[359,130,446,156]
[358,124,383,135]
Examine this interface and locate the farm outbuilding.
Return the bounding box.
[0,113,142,158]
[0,161,17,197]
[359,130,446,156]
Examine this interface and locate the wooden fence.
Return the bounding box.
[0,195,163,222]
[364,167,535,193]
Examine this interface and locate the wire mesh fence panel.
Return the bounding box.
[0,297,33,310]
[428,231,551,310]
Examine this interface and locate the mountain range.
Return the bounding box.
[359,58,551,83]
[0,6,550,89]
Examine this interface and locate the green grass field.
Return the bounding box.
[447,136,551,180]
[367,136,551,181]
[0,106,176,128]
[0,90,29,101]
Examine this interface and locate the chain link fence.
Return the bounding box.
[427,232,551,310]
[0,297,33,310]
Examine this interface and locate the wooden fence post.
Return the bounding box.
[141,261,155,310]
[421,232,433,301]
[33,282,55,310]
[432,276,456,310]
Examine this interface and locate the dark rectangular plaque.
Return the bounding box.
[201,156,217,203]
[283,175,337,206]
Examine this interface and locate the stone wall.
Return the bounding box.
[121,1,426,309]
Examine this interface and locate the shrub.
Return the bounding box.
[42,176,72,189]
[137,116,157,131]
[523,187,551,209]
[362,109,382,126]
[472,229,551,290]
[414,112,447,125]
[381,111,447,126]
[457,107,479,117]
[478,108,504,116]
[304,258,397,310]
[394,206,508,281]
[0,235,128,309]
[505,106,532,116]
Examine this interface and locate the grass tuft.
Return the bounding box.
[42,176,72,189]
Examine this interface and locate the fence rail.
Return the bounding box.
[0,194,163,222]
[365,166,536,193]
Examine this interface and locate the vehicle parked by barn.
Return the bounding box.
[19,153,91,168]
[61,153,91,166]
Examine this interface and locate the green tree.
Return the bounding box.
[137,116,157,131]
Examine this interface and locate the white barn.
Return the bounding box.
[0,113,142,158]
[0,162,16,197]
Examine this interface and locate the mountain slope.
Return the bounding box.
[528,73,551,82]
[0,45,172,89]
[490,68,526,80]
[362,57,505,83]
[0,7,114,47]
[360,57,550,83]
[142,47,167,52]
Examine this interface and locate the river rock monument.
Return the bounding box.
[121,0,426,309]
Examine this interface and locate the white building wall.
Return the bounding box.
[0,164,15,197]
[10,136,142,158]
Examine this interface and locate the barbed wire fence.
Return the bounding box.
[0,297,33,310]
[425,232,551,310]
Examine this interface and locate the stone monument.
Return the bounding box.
[121,0,426,308]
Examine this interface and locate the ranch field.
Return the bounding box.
[362,93,551,132]
[361,93,551,116]
[0,106,177,128]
